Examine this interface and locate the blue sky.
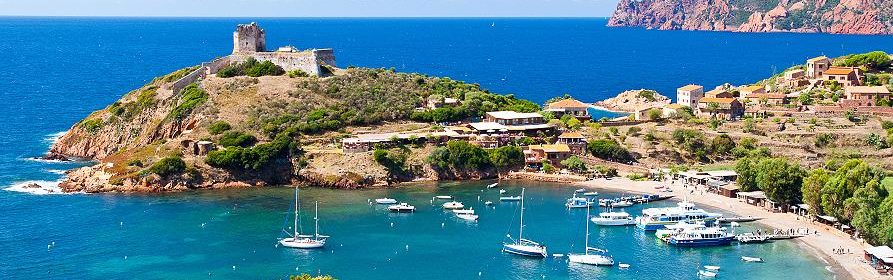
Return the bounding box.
[0,0,620,17]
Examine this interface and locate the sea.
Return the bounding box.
[1,17,891,279]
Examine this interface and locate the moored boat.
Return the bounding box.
[279,189,328,249]
[741,256,764,263]
[388,202,415,212]
[502,188,547,258]
[736,233,770,243]
[487,182,499,188]
[456,212,479,221]
[434,195,452,200]
[635,201,721,231]
[375,198,397,204]
[568,204,614,266]
[698,270,717,278]
[704,265,720,271]
[500,196,521,201]
[565,196,593,208]
[667,226,735,247]
[442,201,464,210]
[583,191,599,196]
[591,212,635,226]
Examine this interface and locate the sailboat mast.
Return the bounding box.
[519,188,525,241]
[293,187,298,238]
[314,201,319,239]
[585,204,590,254]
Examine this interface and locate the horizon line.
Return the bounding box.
[0,15,613,19]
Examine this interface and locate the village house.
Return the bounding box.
[845,86,891,106]
[426,96,459,109]
[341,131,458,153]
[633,106,659,121]
[739,85,766,99]
[546,98,590,120]
[697,97,744,120]
[484,111,553,133]
[747,93,789,105]
[705,88,735,98]
[676,84,704,109]
[524,144,571,167]
[555,131,587,154]
[806,56,831,79]
[784,69,809,87]
[823,67,861,86]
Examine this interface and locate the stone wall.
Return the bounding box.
[167,56,232,93]
[232,48,337,76]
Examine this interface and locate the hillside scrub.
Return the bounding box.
[147,156,187,177]
[168,84,208,121]
[217,58,285,78]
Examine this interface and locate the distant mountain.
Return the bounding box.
[607,0,893,35]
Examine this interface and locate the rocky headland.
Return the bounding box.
[593,89,670,113]
[608,0,893,35]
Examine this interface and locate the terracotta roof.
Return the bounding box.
[664,104,686,109]
[698,97,738,104]
[558,131,585,139]
[486,111,543,119]
[747,93,787,99]
[824,67,856,75]
[678,84,703,92]
[548,98,588,109]
[528,144,571,153]
[740,85,765,93]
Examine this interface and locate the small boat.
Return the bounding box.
[698,270,717,278]
[655,222,706,241]
[618,263,631,269]
[387,203,415,212]
[583,192,599,196]
[591,212,636,226]
[500,196,521,202]
[499,189,506,194]
[434,195,452,200]
[741,256,764,263]
[442,201,464,210]
[565,196,593,208]
[375,198,397,204]
[611,200,634,208]
[704,265,720,271]
[568,204,614,266]
[484,201,494,206]
[502,188,547,258]
[452,208,475,215]
[487,182,499,189]
[736,233,770,243]
[575,188,586,193]
[456,212,479,221]
[279,189,327,249]
[717,216,762,223]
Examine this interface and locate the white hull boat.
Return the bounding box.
[568,205,614,266]
[741,256,764,263]
[452,208,475,215]
[704,265,720,271]
[456,213,479,221]
[279,236,326,248]
[388,203,415,212]
[502,188,547,258]
[583,192,599,196]
[487,182,499,188]
[698,270,717,278]
[500,196,521,201]
[434,195,452,200]
[375,198,397,204]
[618,263,631,269]
[442,201,464,210]
[591,212,636,226]
[280,189,327,249]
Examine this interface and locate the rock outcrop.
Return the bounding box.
[595,89,671,113]
[607,0,893,35]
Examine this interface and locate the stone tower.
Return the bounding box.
[233,22,266,54]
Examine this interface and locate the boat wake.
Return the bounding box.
[4,180,67,195]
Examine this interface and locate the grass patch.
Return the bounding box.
[167,84,208,121]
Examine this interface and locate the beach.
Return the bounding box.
[576,177,887,280]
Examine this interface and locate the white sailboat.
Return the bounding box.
[502,188,547,258]
[279,189,328,249]
[568,204,615,266]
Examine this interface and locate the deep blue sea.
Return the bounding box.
[2,17,892,279]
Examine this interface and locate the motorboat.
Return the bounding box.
[565,196,593,209]
[667,226,735,247]
[502,188,547,258]
[452,208,475,215]
[388,203,415,212]
[568,204,614,266]
[618,263,630,269]
[434,195,452,200]
[590,212,636,226]
[375,198,397,204]
[279,189,327,249]
[635,201,722,231]
[698,270,717,278]
[583,192,599,196]
[575,188,586,193]
[655,222,706,241]
[484,201,494,206]
[704,265,720,271]
[442,201,464,210]
[499,196,521,202]
[610,200,634,208]
[487,182,499,188]
[499,189,507,194]
[741,256,764,263]
[456,212,479,221]
[736,233,770,243]
[598,198,633,208]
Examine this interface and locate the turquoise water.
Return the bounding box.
[2,17,888,279]
[2,182,833,279]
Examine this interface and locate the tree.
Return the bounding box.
[848,180,887,245]
[820,159,886,222]
[711,134,735,156]
[798,91,813,105]
[565,117,582,130]
[542,161,556,173]
[587,139,633,163]
[561,156,587,173]
[148,156,186,177]
[801,169,830,216]
[489,146,524,173]
[754,158,804,206]
[735,157,760,191]
[647,108,663,120]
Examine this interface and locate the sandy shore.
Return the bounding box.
[575,177,888,280]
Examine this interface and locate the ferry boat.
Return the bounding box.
[635,201,721,231]
[590,212,635,226]
[667,226,735,247]
[655,221,706,241]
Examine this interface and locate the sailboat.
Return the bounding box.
[279,188,328,249]
[568,204,615,266]
[502,188,547,258]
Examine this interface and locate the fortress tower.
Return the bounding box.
[233,22,266,54]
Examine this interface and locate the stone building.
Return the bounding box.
[676,84,704,109]
[807,56,831,79]
[524,144,571,167]
[845,86,891,106]
[823,67,861,86]
[546,98,590,120]
[697,97,744,120]
[230,22,337,76]
[555,131,587,155]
